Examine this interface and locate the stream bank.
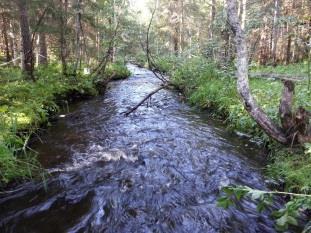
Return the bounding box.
[152,56,311,196]
[0,64,290,232]
[0,62,130,186]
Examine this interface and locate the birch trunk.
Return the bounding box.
[39,33,48,65]
[226,0,288,144]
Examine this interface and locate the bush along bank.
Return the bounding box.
[0,62,130,187]
[153,55,311,231]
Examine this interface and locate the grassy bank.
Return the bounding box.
[154,56,311,194]
[0,62,130,185]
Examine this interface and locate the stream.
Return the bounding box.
[0,65,283,233]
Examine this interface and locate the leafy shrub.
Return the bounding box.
[0,62,128,184]
[133,52,148,67]
[106,62,131,80]
[218,186,311,232]
[168,57,310,138]
[0,71,53,183]
[162,55,311,231]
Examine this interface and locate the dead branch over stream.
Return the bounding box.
[122,85,166,116]
[123,3,169,117]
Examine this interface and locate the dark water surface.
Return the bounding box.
[1,65,281,233]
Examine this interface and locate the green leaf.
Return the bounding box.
[276,215,288,227]
[304,143,311,155]
[217,197,233,209]
[286,216,298,226]
[257,201,267,213]
[223,187,234,195]
[235,189,247,200]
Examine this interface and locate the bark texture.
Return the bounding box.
[59,0,68,75]
[39,33,48,65]
[226,0,288,144]
[271,0,281,65]
[1,13,11,62]
[16,0,34,80]
[226,0,311,145]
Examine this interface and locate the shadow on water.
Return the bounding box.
[0,64,289,232]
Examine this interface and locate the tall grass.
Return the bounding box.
[0,62,130,185]
[155,55,311,193]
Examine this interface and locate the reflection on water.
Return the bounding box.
[0,65,284,233]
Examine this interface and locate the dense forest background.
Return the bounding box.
[0,0,310,71]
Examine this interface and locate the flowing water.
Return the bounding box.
[0,65,284,233]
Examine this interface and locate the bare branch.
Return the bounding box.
[122,85,167,116]
[90,20,120,77]
[123,1,174,117]
[146,3,169,84]
[31,6,49,48]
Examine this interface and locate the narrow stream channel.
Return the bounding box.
[1,65,282,233]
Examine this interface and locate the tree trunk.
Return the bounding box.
[226,0,288,144]
[271,0,281,66]
[9,22,18,66]
[170,0,180,55]
[258,16,269,65]
[241,0,247,30]
[39,33,48,65]
[279,81,294,132]
[108,0,117,62]
[95,16,100,61]
[286,34,292,65]
[113,0,117,62]
[1,13,11,62]
[211,0,216,22]
[108,17,114,62]
[173,27,179,55]
[178,0,184,53]
[74,0,82,74]
[16,0,35,81]
[292,26,298,63]
[59,0,68,75]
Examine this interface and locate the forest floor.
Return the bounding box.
[0,62,130,186]
[149,56,311,196]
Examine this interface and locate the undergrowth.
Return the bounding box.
[0,62,130,186]
[154,56,311,192]
[106,62,131,80]
[250,61,309,76]
[153,55,311,231]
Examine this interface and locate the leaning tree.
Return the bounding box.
[226,0,310,145]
